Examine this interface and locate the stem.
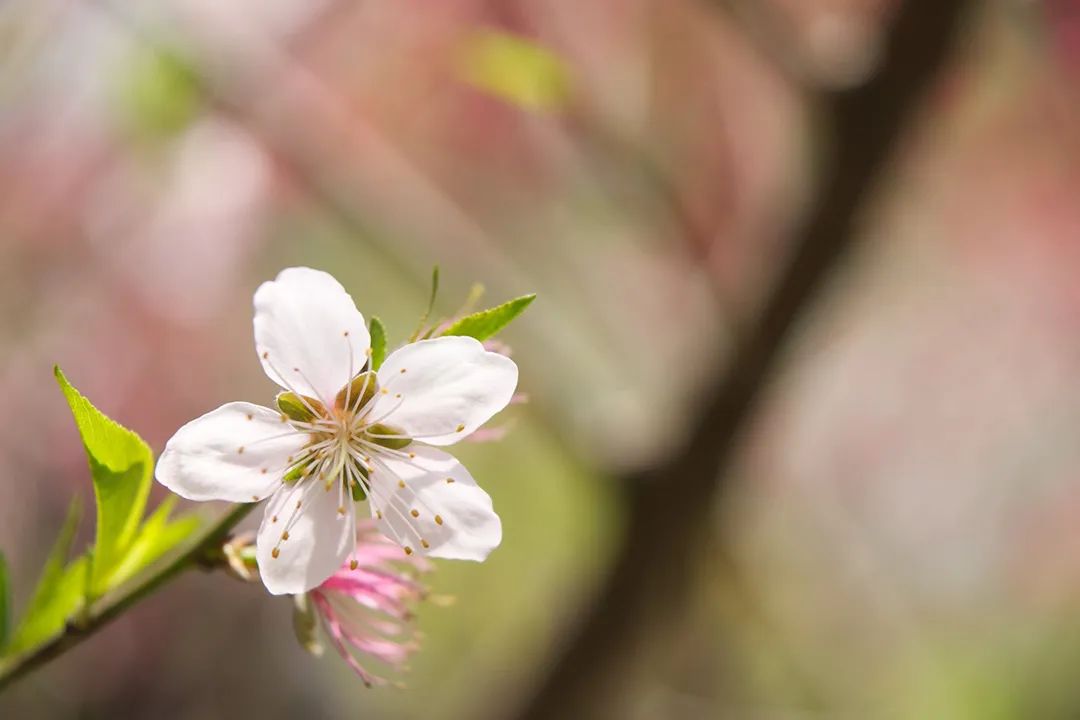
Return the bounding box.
[0,502,256,693]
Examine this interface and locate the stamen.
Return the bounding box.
[261,353,327,418]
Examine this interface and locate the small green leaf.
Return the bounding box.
[55,367,153,598]
[410,266,441,342]
[0,552,10,652]
[369,317,387,371]
[6,499,86,655]
[441,294,536,341]
[457,30,571,111]
[103,498,202,590]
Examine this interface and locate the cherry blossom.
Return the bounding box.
[156,267,516,594]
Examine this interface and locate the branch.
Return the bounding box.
[0,503,255,692]
[513,1,973,718]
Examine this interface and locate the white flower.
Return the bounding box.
[155,267,517,595]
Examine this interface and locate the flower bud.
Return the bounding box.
[277,392,325,423]
[293,592,324,657]
[335,372,378,413]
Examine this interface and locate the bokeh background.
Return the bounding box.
[2,0,1080,717]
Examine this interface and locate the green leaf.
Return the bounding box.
[55,367,153,598]
[369,316,388,372]
[0,552,9,652]
[409,265,441,342]
[457,30,571,112]
[440,294,536,341]
[6,500,86,656]
[103,498,202,591]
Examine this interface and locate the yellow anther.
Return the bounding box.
[421,539,430,549]
[271,515,278,523]
[398,480,406,489]
[271,548,280,559]
[238,446,245,454]
[281,531,290,541]
[246,413,254,421]
[400,368,407,374]
[445,478,455,484]
[410,509,419,518]
[456,424,465,432]
[376,510,383,519]
[403,546,413,556]
[349,559,359,570]
[434,515,443,525]
[338,506,346,516]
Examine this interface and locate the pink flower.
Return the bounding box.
[307,520,431,687]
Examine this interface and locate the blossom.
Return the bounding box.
[155,267,516,594]
[306,520,430,687]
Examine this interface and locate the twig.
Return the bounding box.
[0,503,255,692]
[512,1,973,718]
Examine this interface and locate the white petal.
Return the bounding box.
[155,402,308,503]
[257,479,355,595]
[371,336,518,446]
[253,267,371,405]
[367,445,501,561]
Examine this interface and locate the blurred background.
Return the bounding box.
[2,0,1080,717]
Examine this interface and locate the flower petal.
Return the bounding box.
[155,402,308,503]
[367,445,501,561]
[372,336,518,446]
[253,267,371,405]
[257,479,356,595]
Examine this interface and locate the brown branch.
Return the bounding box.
[512,1,973,718]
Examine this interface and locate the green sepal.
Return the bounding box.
[334,372,378,413]
[440,294,535,341]
[277,392,324,423]
[283,458,312,485]
[365,423,412,451]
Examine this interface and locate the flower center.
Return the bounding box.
[275,372,410,504]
